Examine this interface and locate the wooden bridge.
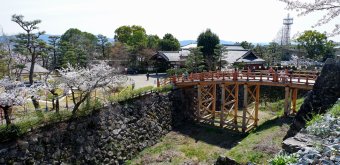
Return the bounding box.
[161,70,318,132]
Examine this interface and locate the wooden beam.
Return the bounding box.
[212,84,216,124]
[292,88,298,113]
[255,85,260,126]
[197,84,202,119]
[242,85,247,132]
[284,86,291,116]
[243,84,248,108]
[220,84,225,127]
[234,83,239,129]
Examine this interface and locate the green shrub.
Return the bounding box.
[268,153,298,165]
[109,85,172,103]
[306,113,323,127]
[329,101,340,117]
[166,68,187,76]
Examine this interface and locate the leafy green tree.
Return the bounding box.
[214,44,226,70]
[97,34,111,58]
[114,25,147,50]
[12,14,47,84]
[114,25,149,69]
[158,33,180,51]
[185,47,205,73]
[240,41,254,49]
[296,30,335,61]
[265,42,282,65]
[147,34,160,50]
[59,28,98,67]
[197,29,220,70]
[114,25,132,44]
[48,36,60,69]
[253,44,266,58]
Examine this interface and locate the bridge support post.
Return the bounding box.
[197,84,202,119]
[212,84,216,124]
[234,83,239,128]
[254,85,260,126]
[284,87,291,116]
[243,84,248,108]
[220,84,225,127]
[291,88,298,113]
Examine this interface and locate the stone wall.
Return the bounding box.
[0,93,173,164]
[169,88,198,126]
[284,58,340,140]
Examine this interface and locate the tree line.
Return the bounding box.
[0,15,182,83]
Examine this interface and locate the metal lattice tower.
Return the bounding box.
[281,14,293,46]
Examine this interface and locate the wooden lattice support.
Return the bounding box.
[197,83,216,124]
[242,84,260,132]
[220,83,239,130]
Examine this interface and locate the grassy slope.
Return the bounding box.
[127,124,245,165]
[127,98,305,164]
[226,118,290,164]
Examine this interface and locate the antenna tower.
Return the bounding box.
[281,14,293,46]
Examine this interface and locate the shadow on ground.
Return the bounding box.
[172,116,293,150]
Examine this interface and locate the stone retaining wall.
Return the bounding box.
[0,93,173,164]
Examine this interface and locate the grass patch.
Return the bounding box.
[268,153,298,165]
[0,110,72,142]
[329,101,340,117]
[128,124,233,164]
[260,98,304,116]
[180,145,209,161]
[226,117,290,164]
[305,113,323,127]
[110,85,173,102]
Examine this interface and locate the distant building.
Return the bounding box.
[150,50,190,70]
[150,44,266,71]
[222,45,265,69]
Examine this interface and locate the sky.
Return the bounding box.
[0,0,339,43]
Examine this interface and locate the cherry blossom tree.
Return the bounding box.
[42,76,62,113]
[0,77,43,125]
[58,63,128,116]
[280,0,340,36]
[0,79,25,125]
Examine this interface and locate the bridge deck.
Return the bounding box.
[163,70,317,90]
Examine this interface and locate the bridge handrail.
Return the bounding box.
[164,70,319,86]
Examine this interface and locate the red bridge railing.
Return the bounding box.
[160,70,319,87]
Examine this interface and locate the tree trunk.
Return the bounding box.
[52,97,55,110]
[55,94,59,113]
[72,92,90,117]
[29,55,36,85]
[1,106,12,125]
